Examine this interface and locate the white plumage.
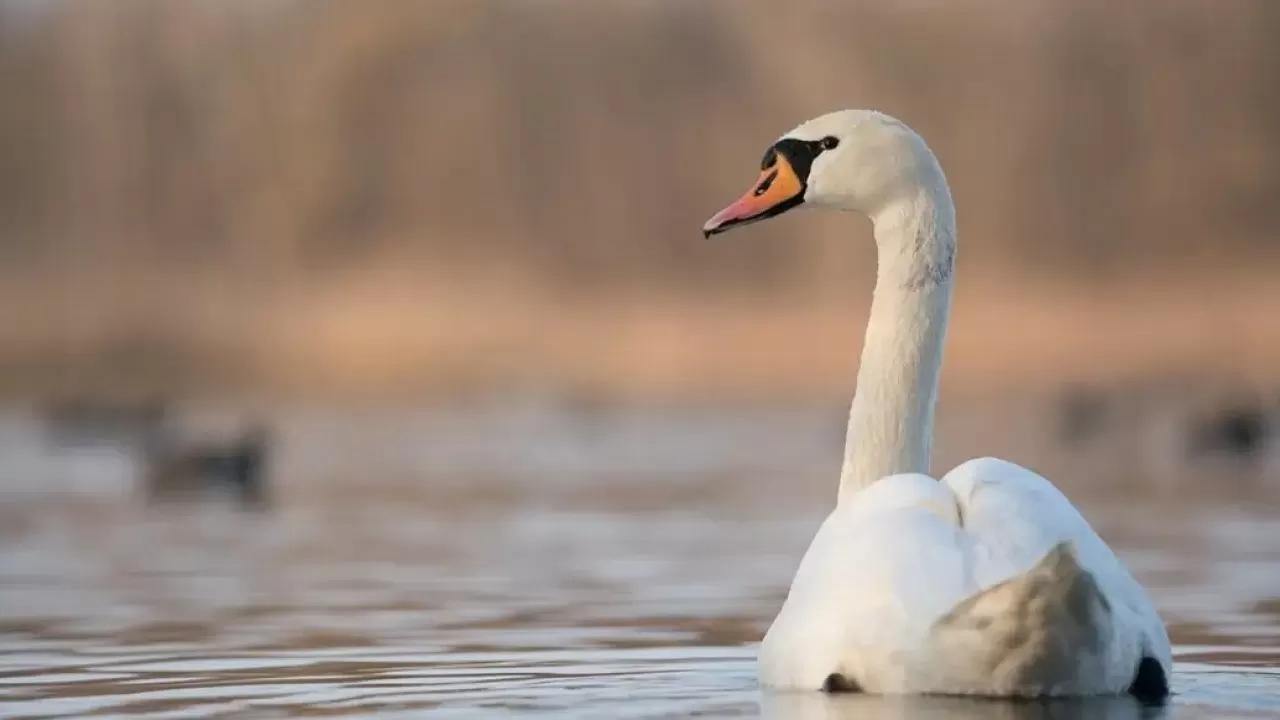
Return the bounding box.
[702,110,1171,697]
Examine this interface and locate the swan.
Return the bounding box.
[702,110,1172,699]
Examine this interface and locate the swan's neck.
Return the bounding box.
[837,185,956,504]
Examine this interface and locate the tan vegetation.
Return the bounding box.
[1,0,1278,404]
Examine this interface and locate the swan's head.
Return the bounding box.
[703,109,944,237]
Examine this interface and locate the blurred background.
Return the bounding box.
[2,0,1279,407]
[2,1,1280,716]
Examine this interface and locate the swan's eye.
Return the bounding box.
[820,136,840,151]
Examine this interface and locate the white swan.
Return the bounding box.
[702,110,1172,699]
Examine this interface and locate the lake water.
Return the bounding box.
[1,403,1279,718]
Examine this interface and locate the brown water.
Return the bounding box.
[1,403,1279,718]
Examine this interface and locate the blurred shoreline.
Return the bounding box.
[3,268,1278,407]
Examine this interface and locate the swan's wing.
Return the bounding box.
[940,458,1166,620]
[941,457,1102,575]
[940,458,1173,680]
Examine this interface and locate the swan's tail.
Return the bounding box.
[916,541,1112,696]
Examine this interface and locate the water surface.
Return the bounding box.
[1,404,1278,718]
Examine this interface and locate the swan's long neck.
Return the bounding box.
[837,181,956,504]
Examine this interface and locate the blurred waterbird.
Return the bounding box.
[141,419,271,508]
[1185,394,1274,460]
[702,110,1170,699]
[1053,378,1278,474]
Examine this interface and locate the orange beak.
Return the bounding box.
[702,150,806,238]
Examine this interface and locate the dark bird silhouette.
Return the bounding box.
[141,420,272,508]
[1185,395,1273,460]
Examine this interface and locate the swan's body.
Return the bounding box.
[702,110,1171,698]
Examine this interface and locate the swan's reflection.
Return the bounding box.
[759,692,1170,720]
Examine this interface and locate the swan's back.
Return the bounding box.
[759,461,1171,696]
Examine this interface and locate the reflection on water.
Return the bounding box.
[1,405,1279,718]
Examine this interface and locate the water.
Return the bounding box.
[1,403,1279,718]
